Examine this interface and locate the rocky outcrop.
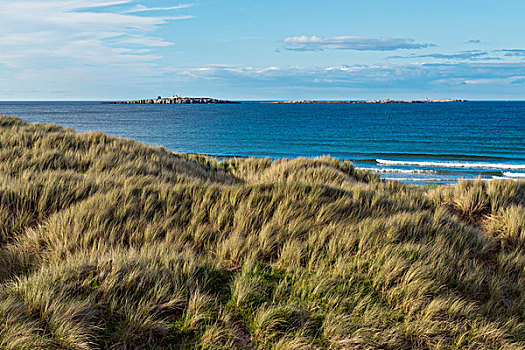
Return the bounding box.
[105,97,237,104]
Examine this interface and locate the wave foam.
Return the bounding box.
[503,172,525,178]
[382,177,455,182]
[358,167,437,174]
[492,176,520,181]
[376,159,525,170]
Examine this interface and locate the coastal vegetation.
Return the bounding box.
[0,115,524,349]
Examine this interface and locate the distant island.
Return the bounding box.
[269,99,468,104]
[105,96,237,104]
[105,97,467,105]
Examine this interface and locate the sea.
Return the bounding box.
[1,101,524,185]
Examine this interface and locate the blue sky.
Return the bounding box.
[1,0,525,100]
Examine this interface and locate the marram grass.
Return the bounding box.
[0,114,524,349]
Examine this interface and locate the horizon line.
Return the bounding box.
[2,99,525,103]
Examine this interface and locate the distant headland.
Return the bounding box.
[104,96,237,104]
[268,99,467,104]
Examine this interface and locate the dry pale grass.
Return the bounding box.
[0,114,524,349]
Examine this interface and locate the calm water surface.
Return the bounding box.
[1,101,524,184]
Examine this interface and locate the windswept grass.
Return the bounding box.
[0,114,524,349]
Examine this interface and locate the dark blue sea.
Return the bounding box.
[1,101,524,184]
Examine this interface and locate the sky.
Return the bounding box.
[1,0,525,100]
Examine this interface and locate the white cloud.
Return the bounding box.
[124,4,194,13]
[283,35,434,51]
[0,0,191,69]
[118,35,175,47]
[388,50,502,61]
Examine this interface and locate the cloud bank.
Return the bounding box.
[388,50,501,61]
[283,35,434,51]
[167,62,525,96]
[495,49,525,57]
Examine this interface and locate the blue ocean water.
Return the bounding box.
[1,101,524,184]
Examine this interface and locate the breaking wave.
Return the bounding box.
[502,172,525,178]
[357,167,437,174]
[376,159,525,170]
[382,177,459,182]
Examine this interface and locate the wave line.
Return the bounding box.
[376,159,525,170]
[358,167,437,174]
[502,172,525,178]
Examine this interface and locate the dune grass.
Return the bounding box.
[0,114,524,349]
